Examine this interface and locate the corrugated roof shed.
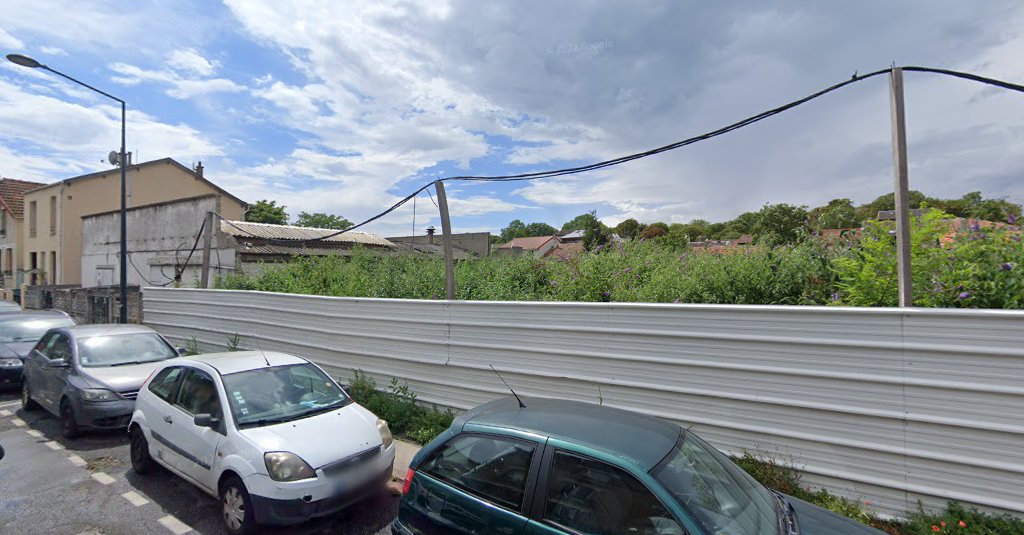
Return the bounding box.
[0,178,47,218]
[221,220,394,247]
[496,235,557,250]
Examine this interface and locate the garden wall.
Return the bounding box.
[142,287,1024,518]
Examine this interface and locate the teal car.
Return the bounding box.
[393,397,882,535]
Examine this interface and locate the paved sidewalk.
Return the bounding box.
[388,439,420,490]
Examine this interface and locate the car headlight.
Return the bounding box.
[377,418,394,449]
[80,388,120,402]
[0,357,21,368]
[264,452,316,482]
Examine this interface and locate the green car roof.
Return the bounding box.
[460,396,681,470]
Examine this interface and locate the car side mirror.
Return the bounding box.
[0,443,4,461]
[194,413,220,429]
[176,347,189,355]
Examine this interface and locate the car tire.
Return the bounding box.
[129,427,155,474]
[21,381,39,411]
[59,400,81,439]
[220,475,256,535]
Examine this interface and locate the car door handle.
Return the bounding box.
[163,416,173,424]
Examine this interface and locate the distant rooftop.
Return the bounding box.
[0,178,47,219]
[221,220,394,247]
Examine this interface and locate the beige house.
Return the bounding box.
[0,178,47,289]
[23,158,246,286]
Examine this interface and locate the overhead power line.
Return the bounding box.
[219,65,1024,245]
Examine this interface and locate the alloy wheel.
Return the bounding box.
[223,486,245,531]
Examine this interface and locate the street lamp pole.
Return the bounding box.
[6,53,129,323]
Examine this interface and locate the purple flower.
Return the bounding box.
[957,291,971,300]
[830,292,841,302]
[623,268,632,273]
[673,298,681,304]
[1009,213,1018,225]
[549,280,558,286]
[970,221,981,232]
[602,291,611,298]
[1001,262,1015,271]
[678,254,688,262]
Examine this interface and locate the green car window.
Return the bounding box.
[421,434,535,511]
[653,433,778,535]
[544,451,684,535]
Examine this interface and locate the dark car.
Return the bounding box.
[0,310,75,389]
[21,324,182,438]
[393,397,883,535]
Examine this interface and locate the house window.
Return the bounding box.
[28,201,37,238]
[50,251,57,283]
[49,195,56,235]
[0,211,6,236]
[3,249,11,274]
[29,252,37,285]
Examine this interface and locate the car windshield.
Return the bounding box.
[77,332,177,367]
[221,363,351,428]
[653,432,779,535]
[0,318,74,343]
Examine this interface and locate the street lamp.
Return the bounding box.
[7,53,129,323]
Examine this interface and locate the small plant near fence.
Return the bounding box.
[348,371,454,445]
[733,452,1024,535]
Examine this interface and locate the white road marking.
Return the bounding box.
[0,400,20,408]
[90,472,116,485]
[121,490,150,507]
[26,429,43,438]
[0,409,11,416]
[158,515,193,535]
[44,440,64,450]
[11,417,25,427]
[68,454,87,467]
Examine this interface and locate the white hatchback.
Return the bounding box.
[128,350,396,534]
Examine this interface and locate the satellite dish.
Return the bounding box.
[107,151,119,166]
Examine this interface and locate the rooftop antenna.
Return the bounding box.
[251,335,271,367]
[490,364,525,408]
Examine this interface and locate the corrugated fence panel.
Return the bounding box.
[143,288,1024,518]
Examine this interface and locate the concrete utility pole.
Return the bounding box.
[433,181,456,300]
[889,67,913,307]
[199,211,214,288]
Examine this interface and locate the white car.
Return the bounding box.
[128,350,396,534]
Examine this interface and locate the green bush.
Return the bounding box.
[902,502,1024,535]
[347,371,454,444]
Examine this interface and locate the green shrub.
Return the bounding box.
[347,370,454,445]
[901,502,1024,535]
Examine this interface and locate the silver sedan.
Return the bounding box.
[21,324,184,438]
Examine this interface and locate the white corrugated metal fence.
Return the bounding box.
[143,288,1024,518]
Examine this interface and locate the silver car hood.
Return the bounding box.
[80,361,167,393]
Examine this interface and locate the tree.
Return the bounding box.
[581,216,609,251]
[245,200,288,225]
[752,203,809,246]
[809,198,860,230]
[614,218,645,240]
[499,220,556,243]
[294,211,353,230]
[856,191,928,221]
[562,211,603,232]
[639,224,668,239]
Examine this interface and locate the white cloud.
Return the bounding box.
[0,79,222,181]
[0,27,24,49]
[39,46,67,56]
[167,48,219,76]
[108,61,245,99]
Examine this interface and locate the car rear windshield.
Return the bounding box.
[221,363,351,428]
[0,317,74,343]
[77,333,177,367]
[653,432,779,535]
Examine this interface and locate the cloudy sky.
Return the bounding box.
[2,1,1023,235]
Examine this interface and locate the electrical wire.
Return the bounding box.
[215,66,1024,245]
[127,251,174,287]
[173,217,206,280]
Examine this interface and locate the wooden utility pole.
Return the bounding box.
[433,180,456,300]
[199,211,214,288]
[889,67,913,307]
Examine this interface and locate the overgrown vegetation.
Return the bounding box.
[347,371,454,445]
[734,452,1024,535]
[217,209,1024,309]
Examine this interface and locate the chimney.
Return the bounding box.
[426,225,436,245]
[194,161,204,178]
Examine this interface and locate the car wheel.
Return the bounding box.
[59,401,81,439]
[220,475,256,535]
[21,381,39,411]
[130,427,155,474]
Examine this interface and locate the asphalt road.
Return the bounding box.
[0,390,398,535]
